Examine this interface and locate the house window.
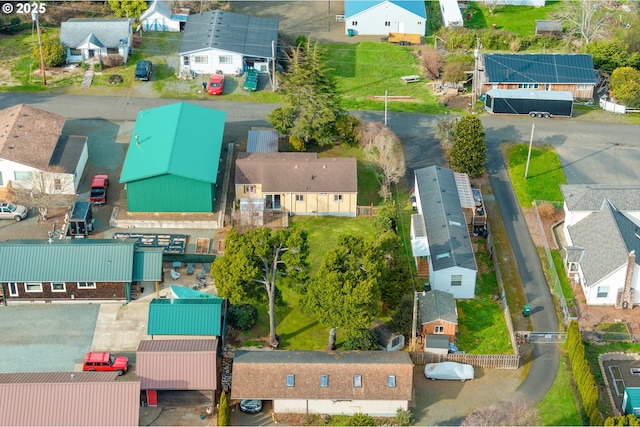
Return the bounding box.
[388,375,396,388]
[384,21,391,26]
[351,21,358,26]
[434,325,444,334]
[286,374,295,387]
[296,194,304,202]
[107,47,119,54]
[183,56,190,66]
[244,185,256,194]
[320,374,329,388]
[14,171,32,181]
[7,282,18,297]
[51,282,66,292]
[334,194,343,202]
[597,286,608,298]
[70,48,81,56]
[417,21,422,25]
[353,374,362,388]
[54,179,62,191]
[578,84,590,90]
[195,56,208,64]
[25,282,43,292]
[219,55,232,64]
[451,274,462,286]
[77,282,96,289]
[517,83,539,89]
[266,194,281,210]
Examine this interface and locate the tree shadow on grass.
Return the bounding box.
[278,320,320,348]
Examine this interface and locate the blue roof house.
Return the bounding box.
[344,0,426,36]
[60,18,133,64]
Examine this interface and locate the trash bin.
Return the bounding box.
[523,304,531,317]
[347,29,355,37]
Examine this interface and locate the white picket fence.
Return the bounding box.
[600,97,627,114]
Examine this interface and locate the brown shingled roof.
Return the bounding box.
[235,152,358,193]
[230,350,413,401]
[0,104,65,170]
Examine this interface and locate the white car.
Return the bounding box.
[0,201,27,221]
[424,362,474,382]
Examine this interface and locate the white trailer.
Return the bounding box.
[440,0,464,27]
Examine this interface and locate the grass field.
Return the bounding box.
[536,353,585,425]
[465,1,563,36]
[506,144,566,208]
[551,250,575,306]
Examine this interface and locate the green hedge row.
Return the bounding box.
[566,321,603,426]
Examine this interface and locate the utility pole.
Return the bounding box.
[384,90,388,127]
[471,37,480,108]
[271,40,276,92]
[410,291,418,351]
[524,123,535,179]
[33,10,47,86]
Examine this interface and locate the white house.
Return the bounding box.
[410,166,477,299]
[344,0,426,36]
[178,10,278,76]
[561,184,640,308]
[439,0,463,27]
[0,104,87,196]
[140,0,189,32]
[60,18,133,64]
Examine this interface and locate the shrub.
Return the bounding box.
[346,413,376,426]
[31,37,66,67]
[295,34,308,48]
[217,391,230,426]
[79,62,89,71]
[343,329,379,350]
[336,114,361,147]
[289,135,306,152]
[537,202,556,220]
[93,63,103,72]
[227,304,259,330]
[395,408,414,426]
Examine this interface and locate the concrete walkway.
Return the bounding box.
[80,68,94,89]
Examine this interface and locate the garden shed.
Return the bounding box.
[119,103,226,212]
[147,297,226,338]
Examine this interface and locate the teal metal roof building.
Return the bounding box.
[148,298,225,336]
[120,102,226,212]
[624,387,640,416]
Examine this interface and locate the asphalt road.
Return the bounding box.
[3,93,640,411]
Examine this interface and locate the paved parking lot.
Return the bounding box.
[0,304,99,372]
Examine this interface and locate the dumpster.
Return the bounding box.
[523,304,531,317]
[347,29,355,37]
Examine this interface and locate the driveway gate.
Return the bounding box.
[516,331,566,344]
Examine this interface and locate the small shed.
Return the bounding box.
[140,0,188,32]
[418,290,458,342]
[136,339,218,407]
[624,387,640,417]
[147,297,226,337]
[535,20,563,36]
[247,129,279,153]
[119,103,226,213]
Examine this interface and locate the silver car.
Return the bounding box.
[0,202,27,221]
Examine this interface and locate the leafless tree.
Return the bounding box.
[359,122,406,200]
[420,46,443,79]
[552,0,610,45]
[484,0,500,15]
[461,401,541,426]
[12,166,75,222]
[435,118,456,151]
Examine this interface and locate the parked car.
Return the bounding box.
[134,60,153,81]
[208,74,225,95]
[0,201,28,221]
[89,174,109,204]
[83,352,128,375]
[243,68,258,91]
[424,361,474,382]
[239,399,262,414]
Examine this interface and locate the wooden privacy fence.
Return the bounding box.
[356,205,379,218]
[409,352,520,369]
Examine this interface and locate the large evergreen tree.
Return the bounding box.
[32,37,66,67]
[108,0,148,18]
[268,40,344,147]
[212,227,309,347]
[448,116,486,177]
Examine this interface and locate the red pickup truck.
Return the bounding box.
[89,174,109,204]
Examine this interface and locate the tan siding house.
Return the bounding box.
[235,153,358,217]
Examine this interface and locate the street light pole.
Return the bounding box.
[471,37,480,108]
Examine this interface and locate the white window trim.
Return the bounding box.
[77,282,97,289]
[25,282,43,293]
[8,282,18,297]
[320,374,328,388]
[244,185,255,194]
[286,374,295,387]
[353,374,362,388]
[388,375,396,388]
[51,282,66,293]
[334,194,343,202]
[434,325,444,334]
[219,55,232,64]
[296,194,304,202]
[194,55,208,64]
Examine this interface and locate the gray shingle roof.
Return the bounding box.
[483,54,595,84]
[178,10,278,58]
[561,184,640,211]
[567,200,628,285]
[418,290,458,324]
[415,166,476,272]
[60,18,133,49]
[235,152,358,193]
[0,239,137,282]
[49,135,87,174]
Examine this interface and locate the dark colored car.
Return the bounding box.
[135,60,153,81]
[239,400,262,414]
[243,68,258,91]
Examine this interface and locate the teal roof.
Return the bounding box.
[169,285,221,299]
[133,247,164,282]
[148,298,224,336]
[625,388,640,414]
[0,239,137,282]
[120,102,226,184]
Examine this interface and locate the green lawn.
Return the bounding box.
[465,1,564,36]
[536,353,584,425]
[551,250,575,306]
[506,144,566,208]
[323,42,447,113]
